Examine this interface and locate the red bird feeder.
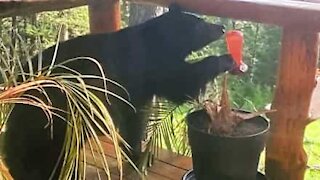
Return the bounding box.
[226,30,248,74]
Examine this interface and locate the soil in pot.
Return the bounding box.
[187,110,269,180]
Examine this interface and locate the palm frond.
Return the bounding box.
[0,34,136,179]
[140,97,192,170]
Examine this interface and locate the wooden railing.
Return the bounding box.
[1,0,319,180]
[0,0,86,17]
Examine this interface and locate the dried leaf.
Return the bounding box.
[204,74,275,136]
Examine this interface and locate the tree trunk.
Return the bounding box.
[29,14,38,55]
[10,16,17,58]
[88,0,121,33]
[128,2,166,26]
[266,27,319,180]
[0,18,3,35]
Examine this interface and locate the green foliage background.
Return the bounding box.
[0,2,318,179]
[0,7,89,55]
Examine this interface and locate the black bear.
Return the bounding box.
[3,5,237,180]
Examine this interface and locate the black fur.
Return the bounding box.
[3,7,235,180]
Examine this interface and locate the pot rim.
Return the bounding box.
[187,109,270,139]
[181,169,266,180]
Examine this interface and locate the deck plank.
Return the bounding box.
[156,149,192,170]
[84,137,191,179]
[148,160,189,179]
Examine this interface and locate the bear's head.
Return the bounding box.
[141,4,225,59]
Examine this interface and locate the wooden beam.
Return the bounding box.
[128,0,320,31]
[265,28,319,180]
[88,0,121,33]
[0,0,86,17]
[2,0,320,31]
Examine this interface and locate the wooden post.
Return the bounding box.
[88,0,121,33]
[266,28,319,180]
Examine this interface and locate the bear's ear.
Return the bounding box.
[169,3,182,13]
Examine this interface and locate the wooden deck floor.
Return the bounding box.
[84,137,192,180]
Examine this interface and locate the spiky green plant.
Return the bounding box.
[0,33,137,180]
[138,97,193,171]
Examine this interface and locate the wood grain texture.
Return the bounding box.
[84,137,192,179]
[130,0,320,30]
[2,0,320,31]
[0,0,86,17]
[265,28,319,180]
[88,0,121,34]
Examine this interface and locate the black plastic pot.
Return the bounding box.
[187,110,270,180]
[182,169,267,180]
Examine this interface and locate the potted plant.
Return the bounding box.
[183,31,272,180]
[0,38,133,180]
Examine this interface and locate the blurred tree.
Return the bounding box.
[129,2,166,26]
